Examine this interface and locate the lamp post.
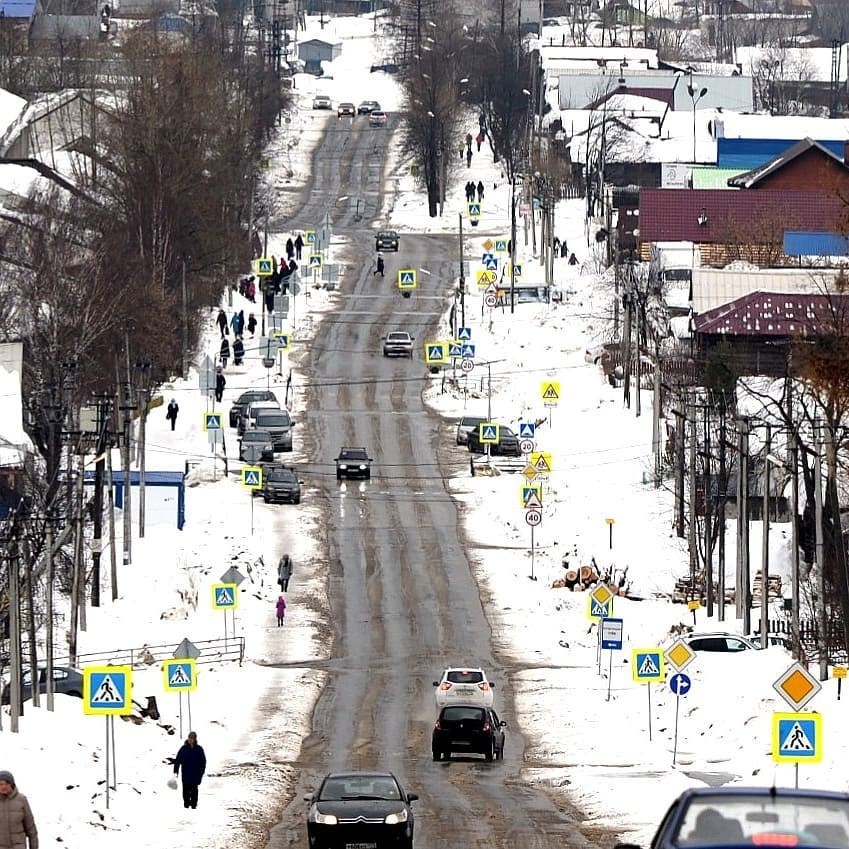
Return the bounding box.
[687,75,708,170]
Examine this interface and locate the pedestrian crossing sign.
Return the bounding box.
[773,712,822,763]
[587,596,614,620]
[467,202,482,218]
[479,423,499,444]
[458,327,472,341]
[273,332,290,350]
[541,381,561,404]
[212,582,238,610]
[530,451,553,474]
[242,466,263,489]
[398,269,417,289]
[203,413,222,431]
[519,422,535,439]
[495,239,508,253]
[309,253,322,269]
[305,229,316,244]
[424,342,447,364]
[632,648,665,683]
[482,253,498,271]
[510,263,522,279]
[83,665,133,715]
[448,342,462,358]
[163,659,198,693]
[256,257,273,276]
[461,343,475,359]
[522,485,542,509]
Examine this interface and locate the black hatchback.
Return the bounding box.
[305,771,418,849]
[432,703,506,761]
[466,425,521,456]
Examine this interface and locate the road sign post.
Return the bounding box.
[606,517,615,549]
[669,672,692,765]
[632,648,665,741]
[601,617,623,701]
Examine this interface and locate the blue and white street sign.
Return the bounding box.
[203,413,222,431]
[632,649,665,683]
[448,342,462,358]
[601,617,623,650]
[468,202,481,218]
[495,239,507,253]
[461,343,475,359]
[83,666,132,715]
[481,251,494,264]
[483,254,498,271]
[669,673,692,696]
[589,597,613,618]
[212,582,238,610]
[480,423,499,443]
[518,422,536,439]
[773,713,822,763]
[457,327,472,341]
[163,659,198,693]
[308,253,322,269]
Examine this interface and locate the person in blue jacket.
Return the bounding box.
[173,731,206,809]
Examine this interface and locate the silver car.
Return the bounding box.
[383,331,414,358]
[254,409,295,452]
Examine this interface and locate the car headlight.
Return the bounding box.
[358,464,367,470]
[384,809,409,825]
[309,808,338,826]
[339,464,347,469]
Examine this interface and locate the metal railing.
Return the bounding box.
[52,636,245,669]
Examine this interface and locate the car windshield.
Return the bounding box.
[387,333,409,341]
[320,777,400,801]
[341,449,368,460]
[461,417,485,428]
[379,231,395,238]
[674,795,849,848]
[269,470,296,483]
[446,670,484,684]
[256,414,291,427]
[442,706,485,722]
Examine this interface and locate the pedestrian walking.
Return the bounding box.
[458,142,464,161]
[173,731,206,810]
[561,240,569,258]
[275,594,287,626]
[294,233,304,260]
[374,254,385,277]
[466,148,472,168]
[0,771,38,849]
[568,252,579,265]
[246,277,256,303]
[465,132,472,151]
[247,313,257,337]
[475,131,484,152]
[477,180,485,202]
[216,309,228,337]
[285,237,294,260]
[219,338,230,370]
[278,553,293,591]
[215,369,226,403]
[553,236,561,256]
[233,337,244,366]
[166,398,179,431]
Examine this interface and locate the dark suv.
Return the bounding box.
[432,704,506,761]
[254,409,295,452]
[335,447,372,480]
[230,390,277,428]
[263,466,302,504]
[375,230,399,251]
[466,425,521,456]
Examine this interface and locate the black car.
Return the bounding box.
[358,99,381,114]
[229,390,277,428]
[305,771,417,849]
[466,425,521,456]
[239,428,274,462]
[615,786,849,849]
[432,703,506,761]
[2,665,84,705]
[375,230,399,251]
[335,447,372,480]
[262,466,302,504]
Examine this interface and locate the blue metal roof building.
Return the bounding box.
[718,138,846,170]
[784,231,849,258]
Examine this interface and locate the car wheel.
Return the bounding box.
[485,741,495,761]
[263,496,270,504]
[293,495,301,504]
[432,749,441,761]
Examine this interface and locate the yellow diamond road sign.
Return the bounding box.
[541,381,561,403]
[482,239,493,251]
[522,464,538,481]
[590,584,613,606]
[773,662,822,710]
[665,638,696,672]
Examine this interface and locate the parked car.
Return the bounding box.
[230,390,278,428]
[239,428,274,462]
[254,409,295,452]
[368,109,388,126]
[357,99,381,114]
[467,425,521,456]
[305,771,417,849]
[238,399,281,436]
[383,331,414,358]
[431,704,506,761]
[2,665,84,704]
[433,667,495,707]
[337,101,355,117]
[263,466,302,504]
[456,415,488,446]
[375,230,399,252]
[312,94,332,110]
[370,62,399,74]
[685,632,760,653]
[335,447,372,480]
[613,786,849,849]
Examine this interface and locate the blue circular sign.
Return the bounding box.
[669,673,692,695]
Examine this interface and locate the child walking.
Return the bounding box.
[275,594,287,627]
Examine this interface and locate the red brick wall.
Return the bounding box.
[755,149,849,194]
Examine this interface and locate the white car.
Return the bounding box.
[433,667,495,707]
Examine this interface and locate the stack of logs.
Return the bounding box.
[553,565,625,595]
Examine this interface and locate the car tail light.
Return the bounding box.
[434,719,441,730]
[439,682,452,691]
[478,682,490,692]
[482,721,492,732]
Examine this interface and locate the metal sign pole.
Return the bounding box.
[597,625,602,675]
[187,692,193,734]
[673,693,680,765]
[530,525,535,580]
[111,714,117,788]
[607,649,613,702]
[178,691,184,740]
[647,683,653,741]
[105,717,110,808]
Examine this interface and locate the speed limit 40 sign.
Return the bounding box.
[525,509,542,526]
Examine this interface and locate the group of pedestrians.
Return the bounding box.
[275,554,293,625]
[464,181,484,203]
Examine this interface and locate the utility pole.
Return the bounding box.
[181,259,188,379]
[509,181,517,314]
[106,436,118,601]
[120,379,133,567]
[7,509,21,731]
[90,393,112,607]
[622,271,632,409]
[688,399,697,593]
[704,404,712,617]
[737,417,751,633]
[815,420,827,680]
[672,407,686,537]
[135,361,151,538]
[718,404,727,622]
[790,439,800,660]
[458,212,465,328]
[760,423,771,650]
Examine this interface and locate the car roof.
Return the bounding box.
[675,787,849,803]
[324,770,397,780]
[443,665,485,673]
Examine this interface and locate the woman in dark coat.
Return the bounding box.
[219,337,230,369]
[173,732,206,810]
[216,309,228,337]
[233,337,244,366]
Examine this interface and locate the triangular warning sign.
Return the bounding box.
[216,587,233,605]
[638,655,660,676]
[542,383,559,400]
[524,490,542,509]
[169,665,191,686]
[534,456,550,473]
[245,471,259,485]
[92,675,123,704]
[482,426,497,440]
[781,722,814,751]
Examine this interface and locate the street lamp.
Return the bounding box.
[687,75,708,169]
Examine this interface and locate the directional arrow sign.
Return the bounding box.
[669,672,692,696]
